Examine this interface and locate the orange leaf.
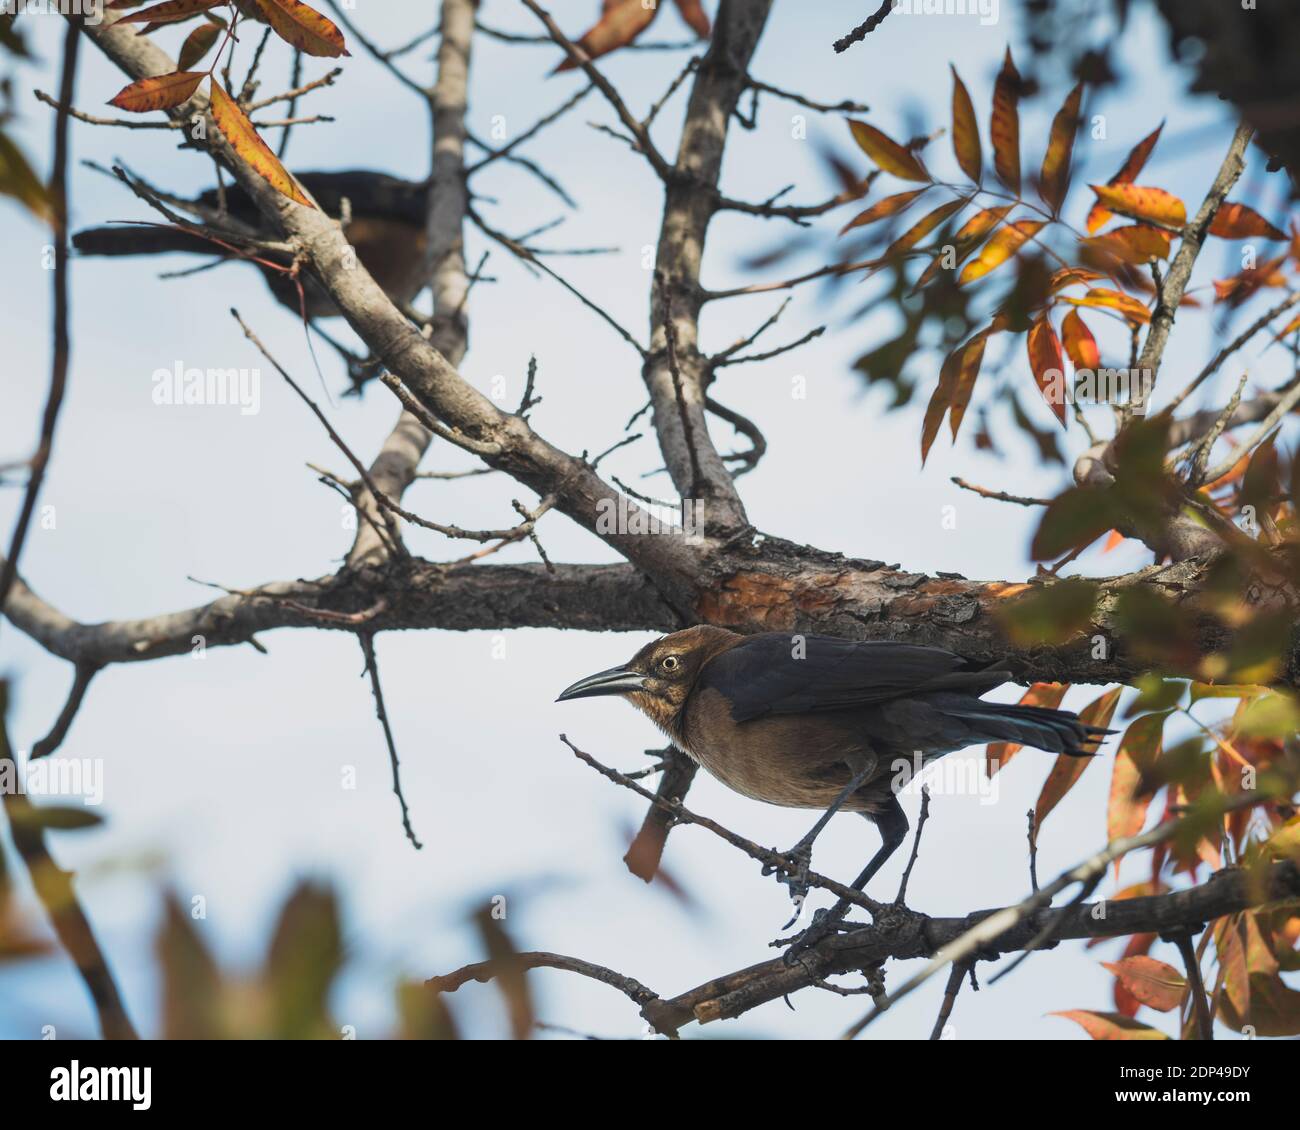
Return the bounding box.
[108,70,206,113]
[1101,956,1186,1013]
[177,19,224,71]
[947,329,993,440]
[952,204,1013,245]
[1214,254,1288,306]
[1027,316,1067,426]
[671,0,711,37]
[987,682,1068,776]
[253,0,349,58]
[1112,933,1156,1016]
[1274,312,1300,342]
[1084,223,1171,265]
[1039,82,1083,216]
[1086,123,1163,233]
[1066,287,1151,326]
[839,187,929,234]
[950,66,981,183]
[1061,309,1100,371]
[112,0,225,27]
[849,120,929,183]
[554,0,659,71]
[921,346,962,465]
[1102,529,1125,553]
[957,219,1044,284]
[1050,1010,1170,1040]
[1049,266,1106,293]
[1034,687,1121,836]
[1106,711,1165,861]
[883,198,964,259]
[1088,183,1185,229]
[1209,202,1287,241]
[208,80,314,207]
[990,48,1022,194]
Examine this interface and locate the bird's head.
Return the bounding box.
[556,626,740,730]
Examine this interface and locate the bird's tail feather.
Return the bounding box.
[72,225,225,259]
[945,700,1110,757]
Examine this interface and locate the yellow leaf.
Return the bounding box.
[957,219,1044,284]
[883,197,964,259]
[208,80,314,207]
[1066,287,1152,326]
[849,120,930,183]
[1088,183,1185,229]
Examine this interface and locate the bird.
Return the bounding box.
[72,170,429,318]
[557,625,1109,957]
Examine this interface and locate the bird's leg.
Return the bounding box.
[780,794,909,965]
[762,756,877,919]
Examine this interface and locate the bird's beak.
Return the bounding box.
[556,665,646,702]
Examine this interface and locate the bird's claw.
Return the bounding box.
[779,905,856,966]
[762,842,815,909]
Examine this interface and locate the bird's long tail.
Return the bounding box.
[943,699,1111,757]
[72,225,226,259]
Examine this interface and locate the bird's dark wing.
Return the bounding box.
[698,633,1004,722]
[196,171,428,228]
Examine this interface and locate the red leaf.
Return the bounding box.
[253,0,349,58]
[1027,316,1067,426]
[1210,202,1287,241]
[1101,956,1186,1013]
[1061,309,1100,371]
[671,0,710,37]
[1050,1010,1170,1040]
[1033,687,1121,837]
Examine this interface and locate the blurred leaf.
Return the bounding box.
[0,129,52,222]
[397,980,460,1040]
[264,880,342,1038]
[474,906,535,1040]
[1108,711,1169,854]
[1237,692,1300,738]
[1026,316,1067,426]
[157,893,225,1039]
[1050,1009,1169,1039]
[1031,486,1118,559]
[5,805,103,832]
[1123,674,1186,718]
[998,577,1098,646]
[959,220,1044,284]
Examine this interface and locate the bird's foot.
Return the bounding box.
[778,904,853,967]
[761,841,815,913]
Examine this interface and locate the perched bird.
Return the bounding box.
[558,626,1108,954]
[73,170,429,318]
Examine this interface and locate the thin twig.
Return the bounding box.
[358,633,422,850]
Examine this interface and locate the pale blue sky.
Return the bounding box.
[0,1,1283,1039]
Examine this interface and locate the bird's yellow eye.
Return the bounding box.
[661,655,680,672]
